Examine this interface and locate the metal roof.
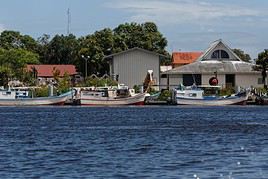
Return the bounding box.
[104,47,167,59]
[27,65,77,77]
[163,61,260,74]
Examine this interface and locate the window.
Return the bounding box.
[221,50,229,58]
[258,78,264,84]
[211,50,229,59]
[211,50,220,59]
[189,93,197,97]
[161,74,167,78]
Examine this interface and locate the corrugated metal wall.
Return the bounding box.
[112,50,160,88]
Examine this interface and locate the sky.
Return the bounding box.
[0,0,268,59]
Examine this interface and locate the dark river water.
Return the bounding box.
[0,106,268,178]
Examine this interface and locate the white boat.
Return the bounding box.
[80,85,148,105]
[0,89,73,106]
[172,84,248,106]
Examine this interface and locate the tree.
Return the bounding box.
[233,49,251,62]
[0,48,39,86]
[256,49,268,89]
[43,34,79,65]
[78,22,169,76]
[78,28,114,75]
[36,34,50,63]
[0,30,39,52]
[113,22,168,55]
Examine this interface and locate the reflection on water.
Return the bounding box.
[0,106,267,178]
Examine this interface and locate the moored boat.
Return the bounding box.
[0,89,73,106]
[172,84,248,106]
[80,85,149,105]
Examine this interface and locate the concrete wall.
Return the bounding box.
[160,74,183,90]
[236,74,264,88]
[111,49,160,88]
[160,73,264,90]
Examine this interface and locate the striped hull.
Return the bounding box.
[176,95,248,106]
[80,93,146,106]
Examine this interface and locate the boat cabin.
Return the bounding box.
[175,84,221,100]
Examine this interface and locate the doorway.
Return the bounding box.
[225,74,235,88]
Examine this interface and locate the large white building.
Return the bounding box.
[105,47,166,89]
[161,39,264,89]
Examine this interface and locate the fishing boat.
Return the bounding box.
[0,88,73,106]
[172,84,248,105]
[79,85,149,105]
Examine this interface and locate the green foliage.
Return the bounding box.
[133,85,141,93]
[81,77,118,87]
[256,49,268,88]
[78,22,169,76]
[147,87,157,94]
[34,86,49,97]
[57,72,71,94]
[219,88,235,96]
[0,48,39,86]
[158,90,172,101]
[0,23,169,85]
[41,34,79,65]
[0,30,39,52]
[233,49,251,62]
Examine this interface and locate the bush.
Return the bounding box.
[158,90,172,101]
[219,88,235,96]
[34,86,49,97]
[79,77,118,87]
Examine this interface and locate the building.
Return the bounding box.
[105,47,166,89]
[27,65,78,85]
[172,51,202,68]
[161,39,263,89]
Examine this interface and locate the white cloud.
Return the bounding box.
[106,0,261,25]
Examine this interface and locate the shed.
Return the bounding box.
[105,47,166,89]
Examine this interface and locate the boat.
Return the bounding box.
[172,84,249,105]
[0,88,73,106]
[79,85,149,105]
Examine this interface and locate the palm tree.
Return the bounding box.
[256,49,268,89]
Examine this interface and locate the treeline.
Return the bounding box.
[0,22,170,86]
[2,20,265,87]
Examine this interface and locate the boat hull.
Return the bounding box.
[80,93,146,106]
[0,91,72,106]
[176,96,248,106]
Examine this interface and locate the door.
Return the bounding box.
[183,74,202,86]
[225,74,235,88]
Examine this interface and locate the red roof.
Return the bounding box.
[26,65,77,77]
[172,52,203,65]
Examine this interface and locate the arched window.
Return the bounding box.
[211,50,220,59]
[211,50,229,59]
[221,50,229,58]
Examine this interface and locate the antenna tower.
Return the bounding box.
[67,8,71,35]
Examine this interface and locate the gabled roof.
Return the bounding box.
[104,47,167,59]
[164,39,257,75]
[163,61,258,75]
[196,39,242,61]
[27,65,77,77]
[172,52,202,65]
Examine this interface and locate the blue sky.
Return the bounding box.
[0,0,268,58]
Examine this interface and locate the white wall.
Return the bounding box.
[112,49,160,88]
[236,74,264,88]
